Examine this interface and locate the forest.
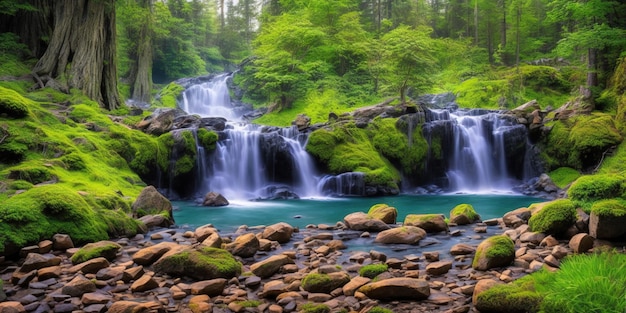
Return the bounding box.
[1,0,626,312]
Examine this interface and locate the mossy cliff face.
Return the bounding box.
[0,84,160,255]
[306,116,435,194]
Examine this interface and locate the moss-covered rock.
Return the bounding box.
[567,174,625,205]
[154,82,185,108]
[70,240,122,264]
[475,276,542,313]
[367,203,398,224]
[548,167,580,189]
[403,214,448,233]
[589,199,626,239]
[197,128,218,150]
[0,86,30,118]
[450,203,480,225]
[472,235,515,271]
[301,272,350,294]
[131,186,173,225]
[7,165,53,184]
[528,199,576,235]
[154,247,242,280]
[359,264,389,279]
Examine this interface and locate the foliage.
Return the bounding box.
[528,199,576,234]
[359,263,388,278]
[547,167,580,189]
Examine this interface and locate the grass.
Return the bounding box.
[548,167,580,189]
[359,263,388,278]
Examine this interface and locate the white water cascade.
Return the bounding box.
[178,74,320,201]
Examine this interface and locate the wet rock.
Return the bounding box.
[472,279,501,305]
[568,233,594,253]
[374,226,426,245]
[262,222,294,243]
[52,234,74,250]
[426,261,453,276]
[301,272,350,294]
[108,300,163,313]
[154,246,242,280]
[71,241,121,264]
[68,257,110,274]
[358,278,430,301]
[343,212,390,232]
[404,214,448,233]
[250,254,294,278]
[343,276,371,296]
[450,204,480,225]
[292,114,311,130]
[131,186,174,226]
[130,274,159,292]
[226,233,260,258]
[367,204,398,224]
[502,208,531,228]
[133,242,180,265]
[61,275,96,297]
[450,244,475,255]
[472,235,515,271]
[18,253,60,273]
[81,293,112,305]
[202,191,229,207]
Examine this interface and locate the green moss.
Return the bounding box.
[528,199,576,235]
[404,214,443,224]
[59,152,87,171]
[7,165,53,184]
[370,117,428,175]
[197,128,218,150]
[368,307,394,313]
[8,180,33,190]
[0,86,30,118]
[590,199,626,217]
[300,303,331,313]
[567,174,625,204]
[359,263,388,278]
[450,203,479,221]
[476,279,543,313]
[70,241,122,264]
[155,82,185,108]
[485,235,515,259]
[301,273,332,293]
[154,247,242,280]
[548,167,580,189]
[235,300,260,308]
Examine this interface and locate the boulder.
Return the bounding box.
[108,301,163,313]
[131,186,174,226]
[195,224,219,242]
[130,274,158,292]
[52,234,74,250]
[292,114,311,130]
[569,233,594,253]
[343,276,371,296]
[357,278,430,300]
[589,200,626,239]
[70,240,121,264]
[191,279,227,296]
[154,246,242,280]
[202,191,229,207]
[343,212,390,232]
[226,233,259,258]
[472,235,515,271]
[133,242,181,266]
[450,243,475,255]
[136,109,177,135]
[61,275,96,297]
[528,199,576,235]
[426,261,453,276]
[403,214,447,233]
[450,203,480,225]
[250,254,294,278]
[367,203,398,224]
[68,257,110,274]
[18,253,61,273]
[261,222,294,243]
[301,272,350,294]
[502,207,531,228]
[374,226,426,245]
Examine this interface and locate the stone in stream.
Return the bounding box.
[358,278,430,300]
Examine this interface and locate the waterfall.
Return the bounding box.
[424,108,529,193]
[178,73,321,201]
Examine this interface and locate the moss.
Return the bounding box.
[484,235,515,259]
[528,199,576,235]
[476,280,542,313]
[567,174,625,203]
[0,86,30,118]
[155,82,185,108]
[59,152,87,171]
[359,263,388,278]
[154,247,242,280]
[548,167,580,189]
[590,199,626,217]
[235,300,260,308]
[197,128,218,150]
[8,180,33,190]
[368,307,394,313]
[300,303,331,313]
[370,118,428,175]
[7,165,53,184]
[404,214,443,224]
[70,241,122,264]
[450,203,479,221]
[301,273,332,293]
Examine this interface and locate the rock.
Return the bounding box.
[52,234,74,250]
[250,254,294,278]
[108,301,163,313]
[374,226,426,245]
[261,222,294,243]
[423,251,439,262]
[472,235,515,271]
[131,186,174,226]
[130,274,159,292]
[260,280,291,298]
[358,278,430,300]
[569,233,594,253]
[472,279,502,306]
[18,253,60,272]
[122,266,144,282]
[225,233,260,258]
[426,261,453,276]
[502,208,531,228]
[133,242,180,265]
[292,114,311,130]
[519,232,546,245]
[81,293,111,305]
[539,235,559,247]
[403,214,448,233]
[301,272,350,294]
[38,266,61,280]
[512,99,540,114]
[154,246,242,280]
[450,204,480,225]
[202,191,229,206]
[343,212,390,232]
[138,214,168,228]
[544,254,560,268]
[195,224,219,242]
[190,278,227,296]
[589,209,626,240]
[68,257,110,274]
[528,199,576,235]
[533,173,559,193]
[367,204,398,224]
[343,276,371,296]
[71,241,121,264]
[96,265,125,280]
[0,302,26,313]
[450,243,475,255]
[61,275,96,297]
[136,109,177,135]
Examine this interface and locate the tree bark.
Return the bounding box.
[128,0,153,103]
[32,0,121,110]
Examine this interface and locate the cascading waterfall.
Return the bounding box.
[178,73,320,201]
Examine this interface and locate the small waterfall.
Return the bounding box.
[317,172,366,196]
[178,73,321,201]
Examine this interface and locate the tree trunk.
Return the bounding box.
[0,0,51,58]
[474,0,478,45]
[499,0,506,49]
[32,0,121,110]
[587,48,598,88]
[129,0,153,103]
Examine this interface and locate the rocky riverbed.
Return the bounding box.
[0,205,619,313]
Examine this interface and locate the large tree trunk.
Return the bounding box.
[32,0,121,110]
[127,0,153,103]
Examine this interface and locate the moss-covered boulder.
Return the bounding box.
[567,174,625,205]
[474,276,542,313]
[71,240,122,264]
[374,226,426,245]
[131,186,173,226]
[357,278,430,301]
[528,199,576,235]
[301,272,350,294]
[449,203,480,225]
[0,86,29,118]
[472,235,515,271]
[367,203,398,224]
[589,199,626,239]
[403,214,448,233]
[343,212,390,232]
[154,247,242,280]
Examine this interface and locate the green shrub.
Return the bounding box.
[300,303,330,313]
[548,167,580,189]
[0,86,29,118]
[528,199,576,235]
[359,263,388,278]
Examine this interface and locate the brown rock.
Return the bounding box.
[131,274,159,292]
[81,293,112,305]
[69,257,110,274]
[374,226,426,245]
[261,222,294,243]
[108,300,163,313]
[450,244,475,255]
[190,279,228,296]
[540,235,559,247]
[0,302,26,313]
[423,251,439,262]
[62,275,96,297]
[122,265,144,283]
[38,266,61,280]
[38,240,53,254]
[19,253,60,272]
[202,191,229,207]
[426,261,453,276]
[250,254,294,278]
[403,214,448,233]
[367,204,398,224]
[520,232,545,245]
[52,234,74,250]
[589,211,626,239]
[343,276,371,296]
[502,208,531,228]
[225,233,260,258]
[343,212,390,232]
[569,233,594,253]
[358,278,430,300]
[133,242,179,265]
